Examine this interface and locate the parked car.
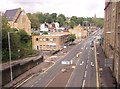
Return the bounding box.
[90,41,94,47]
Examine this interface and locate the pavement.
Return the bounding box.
[96,44,117,88]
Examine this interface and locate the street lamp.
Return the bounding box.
[8,31,18,82]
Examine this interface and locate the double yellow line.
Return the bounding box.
[94,41,99,89]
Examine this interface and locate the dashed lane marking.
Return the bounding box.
[86,65,88,69]
[82,79,86,88]
[35,81,38,84]
[84,71,87,78]
[31,85,34,87]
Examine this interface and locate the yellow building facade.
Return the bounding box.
[32,32,70,51]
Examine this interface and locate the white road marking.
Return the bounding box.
[86,65,88,69]
[80,61,84,65]
[35,81,38,84]
[65,53,82,87]
[84,71,87,78]
[31,85,34,87]
[82,79,86,88]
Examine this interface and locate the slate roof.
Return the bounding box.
[4,8,21,21]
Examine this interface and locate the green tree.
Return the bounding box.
[27,13,40,29]
[56,14,66,26]
[67,34,76,42]
[42,31,48,35]
[35,12,46,24]
[45,14,53,24]
[17,30,30,43]
[70,16,78,25]
[56,16,65,27]
[69,20,75,29]
[58,14,66,21]
[51,13,57,22]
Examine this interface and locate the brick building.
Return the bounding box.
[104,1,120,86]
[5,8,31,35]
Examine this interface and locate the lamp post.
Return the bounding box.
[8,32,13,82]
[8,31,18,82]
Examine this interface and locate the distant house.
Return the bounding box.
[40,23,49,32]
[69,26,87,39]
[40,22,60,32]
[4,8,31,35]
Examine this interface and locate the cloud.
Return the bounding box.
[0,0,105,18]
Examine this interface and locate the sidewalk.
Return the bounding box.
[96,45,117,88]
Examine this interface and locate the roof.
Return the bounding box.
[40,34,68,37]
[4,8,21,21]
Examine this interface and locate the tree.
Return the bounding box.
[69,20,75,29]
[42,31,48,35]
[77,17,85,26]
[58,14,66,21]
[45,14,53,24]
[27,13,40,29]
[51,13,57,22]
[36,12,46,24]
[2,16,36,62]
[56,14,66,26]
[56,16,65,27]
[70,16,78,25]
[17,30,30,43]
[67,34,76,43]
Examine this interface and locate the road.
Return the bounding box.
[20,31,99,88]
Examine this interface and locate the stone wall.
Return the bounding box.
[2,56,43,86]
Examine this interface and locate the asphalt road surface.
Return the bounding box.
[20,31,99,88]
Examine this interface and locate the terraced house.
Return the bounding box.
[4,8,31,35]
[104,1,120,87]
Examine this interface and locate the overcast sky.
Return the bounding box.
[0,0,105,18]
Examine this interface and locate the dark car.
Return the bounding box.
[90,41,94,47]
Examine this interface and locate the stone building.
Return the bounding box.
[4,8,31,35]
[104,1,120,86]
[32,32,70,51]
[69,26,87,39]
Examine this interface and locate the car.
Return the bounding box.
[90,41,94,47]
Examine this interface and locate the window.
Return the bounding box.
[36,46,39,50]
[46,38,49,41]
[43,38,46,41]
[50,38,53,42]
[40,38,42,41]
[53,38,56,42]
[40,45,42,49]
[36,38,38,41]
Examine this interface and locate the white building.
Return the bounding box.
[40,23,49,32]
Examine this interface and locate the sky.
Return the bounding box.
[0,0,105,18]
